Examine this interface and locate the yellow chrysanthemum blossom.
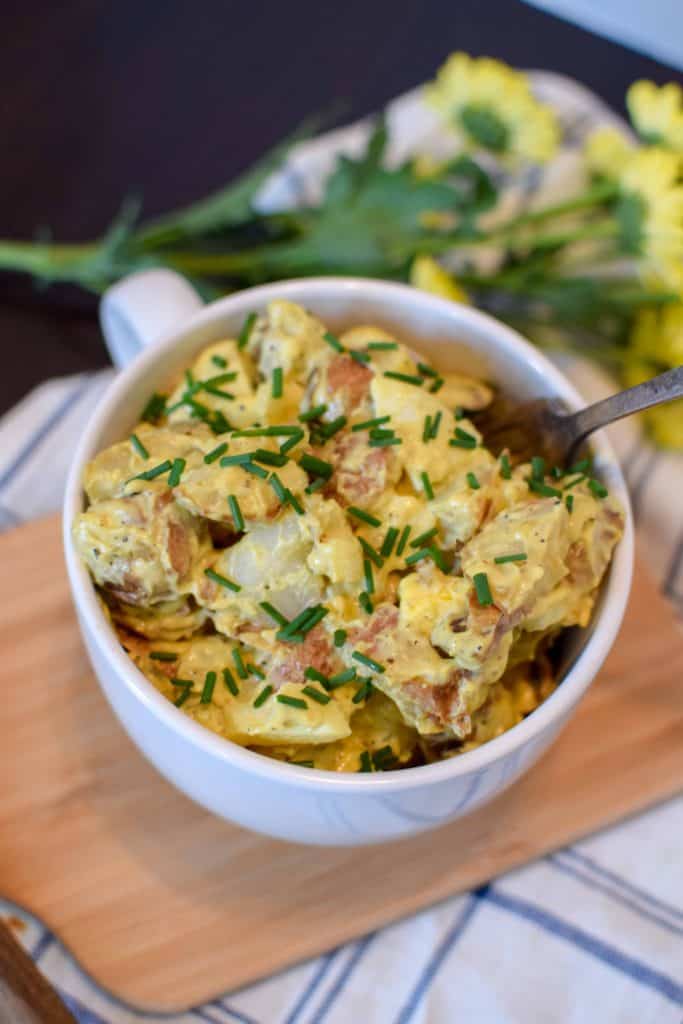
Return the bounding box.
[627,80,683,154]
[625,303,683,449]
[583,127,633,179]
[426,52,559,164]
[617,148,683,292]
[410,256,469,304]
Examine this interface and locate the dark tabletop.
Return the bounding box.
[1,0,679,414]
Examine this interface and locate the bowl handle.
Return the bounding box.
[99,269,204,369]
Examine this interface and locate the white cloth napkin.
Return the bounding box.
[1,72,681,1024]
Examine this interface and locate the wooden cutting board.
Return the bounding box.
[1,516,682,1012]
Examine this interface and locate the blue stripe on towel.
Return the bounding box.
[562,848,683,922]
[283,950,342,1024]
[310,933,376,1023]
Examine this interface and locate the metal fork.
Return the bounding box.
[473,365,683,466]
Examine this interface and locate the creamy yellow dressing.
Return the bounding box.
[75,300,623,772]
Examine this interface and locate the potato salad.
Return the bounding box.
[73,301,623,772]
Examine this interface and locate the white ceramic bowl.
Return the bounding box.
[63,271,634,846]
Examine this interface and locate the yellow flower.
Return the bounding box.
[583,127,633,179]
[426,52,559,164]
[625,303,683,449]
[410,256,469,303]
[627,80,683,153]
[616,148,683,292]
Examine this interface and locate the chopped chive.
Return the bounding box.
[130,459,173,482]
[328,667,356,686]
[238,312,257,349]
[259,601,288,627]
[211,354,227,368]
[359,750,373,772]
[349,350,371,365]
[380,526,399,558]
[528,479,562,498]
[359,591,374,614]
[323,330,344,352]
[563,474,586,491]
[363,559,375,595]
[185,369,195,388]
[253,685,274,708]
[454,406,465,420]
[411,527,438,549]
[150,650,178,662]
[299,453,333,479]
[242,461,269,478]
[304,666,329,685]
[348,506,381,528]
[249,665,265,680]
[368,428,394,440]
[231,648,248,679]
[141,392,166,423]
[202,385,235,401]
[299,403,328,422]
[285,490,305,515]
[277,694,308,709]
[174,686,192,707]
[220,452,252,467]
[369,436,402,448]
[430,377,444,394]
[466,471,480,490]
[211,410,232,435]
[396,525,412,555]
[321,415,347,439]
[404,547,432,566]
[292,759,315,768]
[372,745,398,771]
[204,567,241,592]
[305,478,327,496]
[185,397,213,421]
[384,371,424,387]
[422,415,433,443]
[588,478,608,499]
[228,494,244,531]
[302,685,331,705]
[204,442,228,464]
[253,448,288,467]
[299,605,328,634]
[167,458,186,487]
[279,431,304,456]
[334,629,347,648]
[429,411,442,440]
[500,454,511,480]
[566,494,574,514]
[223,668,239,696]
[421,471,434,500]
[569,457,592,475]
[233,425,298,437]
[449,437,476,450]
[494,553,528,564]
[130,433,149,460]
[204,372,238,387]
[271,367,283,399]
[359,537,384,568]
[530,456,545,481]
[352,651,384,673]
[455,426,477,443]
[269,473,287,501]
[353,678,374,703]
[473,572,494,607]
[171,677,193,687]
[200,670,217,704]
[417,361,438,378]
[366,341,398,350]
[352,415,390,432]
[551,466,564,480]
[279,605,327,640]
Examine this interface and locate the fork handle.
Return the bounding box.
[567,365,683,449]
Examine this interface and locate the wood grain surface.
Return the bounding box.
[1,515,681,1012]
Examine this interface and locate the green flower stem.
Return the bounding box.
[0,240,99,277]
[490,182,618,234]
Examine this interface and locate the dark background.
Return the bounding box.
[1,0,680,414]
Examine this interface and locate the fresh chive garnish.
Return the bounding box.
[404,547,432,566]
[359,537,384,568]
[167,458,186,487]
[228,494,244,531]
[141,392,166,423]
[588,478,608,499]
[200,670,217,704]
[232,648,248,679]
[551,466,564,479]
[359,591,374,614]
[411,527,438,549]
[352,651,384,673]
[174,686,192,707]
[566,494,574,514]
[223,668,239,695]
[353,679,374,703]
[130,433,149,460]
[304,666,329,685]
[299,453,333,479]
[242,461,269,478]
[253,685,273,708]
[272,367,283,399]
[349,350,371,365]
[233,425,298,437]
[563,474,586,490]
[372,745,398,771]
[277,694,307,709]
[279,431,304,456]
[500,453,511,479]
[285,490,304,515]
[450,437,476,450]
[334,629,347,648]
[366,341,398,350]
[323,330,344,353]
[473,572,494,607]
[430,377,444,394]
[268,473,287,502]
[430,411,442,439]
[299,403,327,422]
[368,428,394,440]
[299,605,328,634]
[528,479,562,498]
[494,553,528,564]
[305,478,326,496]
[211,354,227,368]
[238,312,257,349]
[466,471,480,490]
[421,471,434,500]
[454,426,476,443]
[384,371,424,387]
[348,507,381,528]
[380,526,399,558]
[530,456,545,481]
[302,685,330,705]
[171,677,193,687]
[204,442,228,464]
[130,459,173,482]
[150,650,177,662]
[328,667,356,686]
[204,567,241,592]
[369,436,402,448]
[422,416,432,443]
[454,406,465,420]
[278,605,327,641]
[321,415,347,439]
[359,750,373,772]
[417,362,437,378]
[396,525,411,555]
[253,448,288,467]
[185,397,213,421]
[248,665,265,680]
[569,458,592,475]
[202,385,235,401]
[363,559,375,595]
[259,601,288,627]
[220,452,252,467]
[204,372,238,387]
[352,415,391,432]
[211,410,232,435]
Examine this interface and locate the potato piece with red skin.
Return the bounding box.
[322,430,401,509]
